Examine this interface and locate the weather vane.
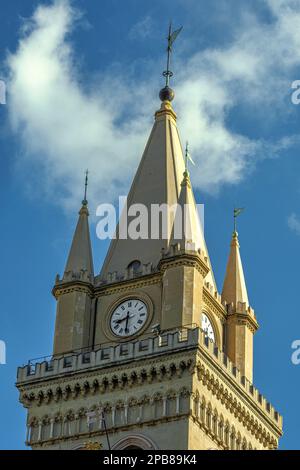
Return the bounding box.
[184,141,195,173]
[160,22,183,102]
[163,23,183,87]
[233,207,244,233]
[82,169,89,205]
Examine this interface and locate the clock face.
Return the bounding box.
[110,299,148,337]
[202,313,215,342]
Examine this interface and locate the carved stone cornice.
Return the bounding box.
[17,351,196,408]
[95,273,161,297]
[158,252,209,278]
[226,312,258,334]
[52,281,94,299]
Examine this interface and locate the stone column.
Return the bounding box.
[124,404,128,424]
[176,394,180,415]
[162,397,167,417]
[37,420,42,441]
[49,418,55,439]
[111,406,116,427]
[74,414,79,435]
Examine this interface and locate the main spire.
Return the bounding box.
[100,26,216,292]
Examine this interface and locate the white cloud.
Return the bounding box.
[129,16,154,40]
[288,213,300,235]
[172,0,300,191]
[6,0,300,209]
[7,0,154,211]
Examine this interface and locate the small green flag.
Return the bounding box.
[185,142,195,170]
[168,26,183,50]
[234,208,244,218]
[186,149,195,166]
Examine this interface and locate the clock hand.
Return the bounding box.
[125,312,130,333]
[114,313,129,324]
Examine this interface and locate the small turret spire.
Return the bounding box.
[63,171,94,281]
[222,213,249,307]
[168,143,217,290]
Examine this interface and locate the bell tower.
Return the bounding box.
[16,28,282,450]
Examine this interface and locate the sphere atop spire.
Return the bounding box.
[159,85,175,102]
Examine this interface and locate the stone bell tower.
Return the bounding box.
[16,29,282,450]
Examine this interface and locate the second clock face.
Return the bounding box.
[110,299,148,337]
[202,313,215,342]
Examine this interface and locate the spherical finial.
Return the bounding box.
[159,86,175,102]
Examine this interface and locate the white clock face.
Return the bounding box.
[110,299,148,337]
[202,313,215,342]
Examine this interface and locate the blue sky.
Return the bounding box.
[0,0,300,449]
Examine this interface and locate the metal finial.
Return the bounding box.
[159,22,183,102]
[233,207,244,234]
[184,141,195,174]
[82,169,89,206]
[163,22,173,88]
[184,141,189,172]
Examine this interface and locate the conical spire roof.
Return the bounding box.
[64,201,94,282]
[169,170,216,288]
[100,100,186,278]
[100,98,217,291]
[222,231,249,307]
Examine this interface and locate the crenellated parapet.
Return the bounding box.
[17,327,282,440]
[224,301,259,334]
[58,269,94,284]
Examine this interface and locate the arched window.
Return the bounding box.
[112,434,157,450]
[236,433,241,450]
[218,419,224,442]
[127,260,141,274]
[193,393,199,417]
[212,412,218,436]
[224,423,230,448]
[206,405,212,430]
[123,445,143,449]
[230,427,236,450]
[200,399,206,423]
